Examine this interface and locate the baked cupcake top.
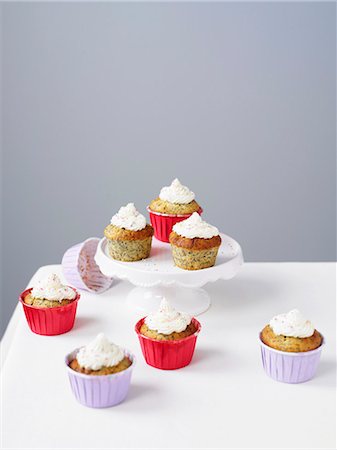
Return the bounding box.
[110,203,146,231]
[31,274,76,302]
[261,309,322,352]
[269,309,315,338]
[173,212,219,239]
[76,333,125,371]
[149,179,200,215]
[159,178,195,204]
[145,298,191,334]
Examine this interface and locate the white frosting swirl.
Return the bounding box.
[159,178,195,204]
[76,333,125,370]
[172,212,219,239]
[269,309,315,338]
[145,298,192,334]
[110,203,146,231]
[31,274,76,302]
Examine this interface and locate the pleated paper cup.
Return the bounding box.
[19,288,80,336]
[135,318,201,370]
[65,349,135,408]
[147,207,203,243]
[62,238,113,293]
[259,333,324,383]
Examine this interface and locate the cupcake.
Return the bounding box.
[19,273,80,335]
[104,203,154,262]
[66,333,135,408]
[260,309,324,383]
[169,212,221,270]
[135,298,201,370]
[148,178,202,242]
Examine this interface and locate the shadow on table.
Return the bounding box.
[123,382,161,406]
[313,359,336,388]
[190,347,228,371]
[72,315,100,331]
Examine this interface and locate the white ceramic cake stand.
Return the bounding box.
[95,233,243,315]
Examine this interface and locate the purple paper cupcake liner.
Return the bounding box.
[259,333,324,384]
[65,349,135,408]
[62,238,113,293]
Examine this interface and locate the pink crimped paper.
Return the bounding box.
[259,334,324,383]
[62,238,113,293]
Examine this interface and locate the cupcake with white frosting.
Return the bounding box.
[261,309,322,353]
[259,310,324,383]
[66,333,135,407]
[149,178,200,215]
[104,203,154,262]
[169,212,221,270]
[148,178,202,242]
[140,298,197,341]
[23,274,77,308]
[69,333,132,375]
[19,273,80,335]
[135,298,201,369]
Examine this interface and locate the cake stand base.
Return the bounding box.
[126,285,211,316]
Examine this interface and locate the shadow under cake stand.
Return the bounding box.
[94,233,243,315]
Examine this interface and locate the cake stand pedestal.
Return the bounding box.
[95,233,243,315]
[125,285,212,316]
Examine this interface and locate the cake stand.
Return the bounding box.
[95,233,243,315]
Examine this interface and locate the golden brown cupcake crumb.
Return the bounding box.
[23,293,74,308]
[149,198,200,215]
[171,246,220,270]
[69,356,132,375]
[140,321,197,341]
[169,232,221,250]
[104,223,154,262]
[169,232,221,270]
[104,224,153,241]
[261,325,323,352]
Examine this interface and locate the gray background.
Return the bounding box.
[1,2,336,337]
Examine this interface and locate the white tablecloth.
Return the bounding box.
[1,263,335,449]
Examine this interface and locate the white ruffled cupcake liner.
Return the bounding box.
[62,238,113,293]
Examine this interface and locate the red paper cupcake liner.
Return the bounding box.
[147,207,203,243]
[19,288,80,336]
[135,317,201,370]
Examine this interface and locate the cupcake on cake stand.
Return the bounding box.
[95,232,243,315]
[96,183,243,315]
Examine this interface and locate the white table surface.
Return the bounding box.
[1,263,336,449]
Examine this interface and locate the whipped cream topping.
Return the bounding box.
[31,274,76,302]
[76,333,125,370]
[145,298,192,335]
[270,309,315,338]
[110,203,146,231]
[159,178,195,204]
[172,212,219,239]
